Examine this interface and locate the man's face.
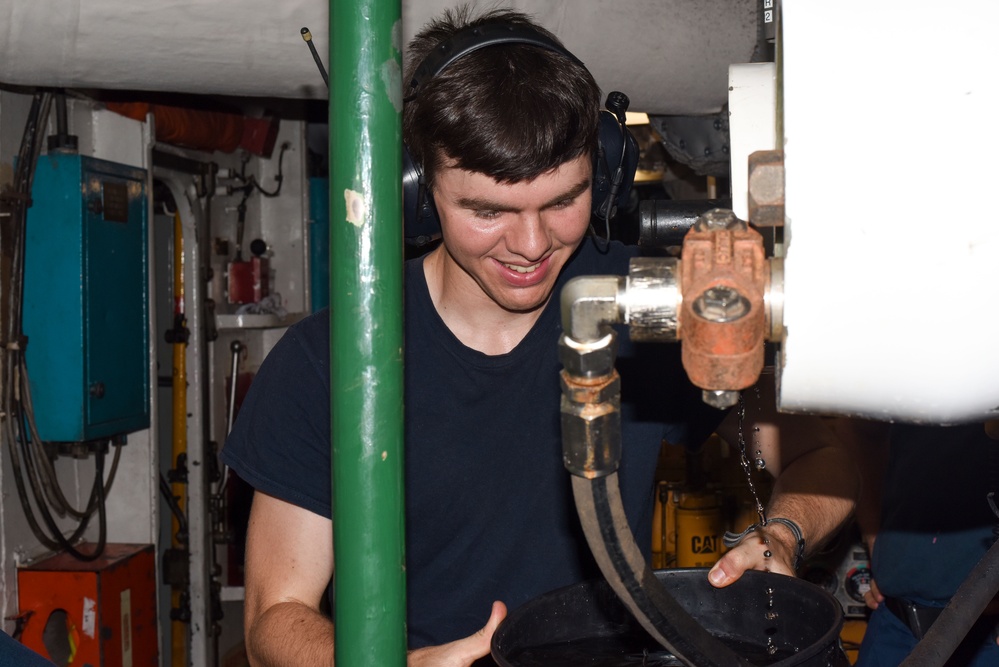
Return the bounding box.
[432,155,593,314]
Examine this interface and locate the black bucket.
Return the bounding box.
[491,568,848,667]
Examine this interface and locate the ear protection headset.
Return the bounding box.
[402,22,639,246]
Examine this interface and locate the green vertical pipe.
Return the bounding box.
[329,0,407,664]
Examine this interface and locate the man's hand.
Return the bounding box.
[707,525,797,588]
[407,601,507,667]
[707,375,859,591]
[864,577,884,610]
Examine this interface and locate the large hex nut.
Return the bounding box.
[748,149,784,227]
[561,398,622,478]
[558,335,619,379]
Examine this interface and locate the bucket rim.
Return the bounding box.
[491,567,846,667]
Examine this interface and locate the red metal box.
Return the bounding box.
[17,543,158,667]
[227,257,270,304]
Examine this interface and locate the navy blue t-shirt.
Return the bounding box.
[873,423,998,606]
[221,237,722,647]
[0,632,56,667]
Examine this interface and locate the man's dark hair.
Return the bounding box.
[402,5,602,192]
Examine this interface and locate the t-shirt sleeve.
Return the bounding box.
[220,319,332,519]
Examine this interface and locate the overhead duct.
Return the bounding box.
[0,0,759,115]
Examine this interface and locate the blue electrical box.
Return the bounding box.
[23,154,149,442]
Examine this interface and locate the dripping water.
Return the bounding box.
[736,394,769,532]
[765,587,778,655]
[738,389,784,655]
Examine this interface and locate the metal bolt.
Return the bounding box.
[749,160,785,206]
[692,286,750,323]
[693,208,746,232]
[703,389,740,409]
[748,149,785,227]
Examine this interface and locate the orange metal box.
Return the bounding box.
[17,543,158,666]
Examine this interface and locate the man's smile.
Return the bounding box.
[502,261,542,274]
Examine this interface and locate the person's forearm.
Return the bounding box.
[247,601,335,667]
[829,418,889,556]
[766,444,858,559]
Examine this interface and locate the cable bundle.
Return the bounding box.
[0,91,121,561]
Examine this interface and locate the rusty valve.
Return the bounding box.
[679,208,768,408]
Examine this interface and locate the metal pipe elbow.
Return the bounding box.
[560,275,624,344]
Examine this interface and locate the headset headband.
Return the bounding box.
[405,23,584,101]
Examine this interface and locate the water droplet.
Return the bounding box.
[755,457,766,470]
[764,550,772,558]
[735,394,769,530]
[766,611,779,620]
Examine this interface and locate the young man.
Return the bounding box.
[222,6,857,666]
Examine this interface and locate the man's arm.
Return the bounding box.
[244,490,506,667]
[830,418,891,608]
[708,375,860,587]
[244,491,336,666]
[829,418,890,554]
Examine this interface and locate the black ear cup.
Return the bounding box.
[592,107,639,223]
[402,147,440,247]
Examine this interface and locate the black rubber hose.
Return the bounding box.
[572,473,754,667]
[5,402,66,552]
[15,409,108,561]
[900,535,999,666]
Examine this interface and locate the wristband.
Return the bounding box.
[766,517,806,571]
[722,517,806,571]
